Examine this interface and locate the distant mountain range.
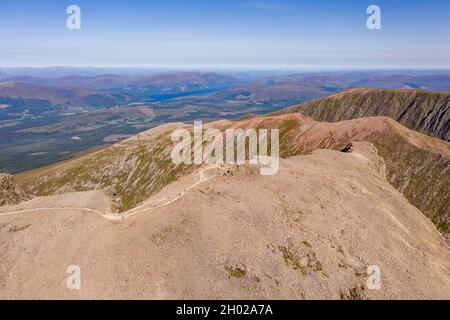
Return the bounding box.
[0,71,240,92]
[185,72,450,109]
[0,82,132,110]
[0,72,242,115]
[0,75,139,90]
[349,74,450,92]
[1,70,449,113]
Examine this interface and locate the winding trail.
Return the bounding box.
[0,166,218,221]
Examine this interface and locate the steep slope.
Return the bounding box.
[276,89,450,141]
[225,114,450,239]
[0,173,29,206]
[1,143,449,299]
[16,114,450,240]
[16,124,195,212]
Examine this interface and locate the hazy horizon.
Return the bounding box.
[1,65,450,72]
[1,0,449,68]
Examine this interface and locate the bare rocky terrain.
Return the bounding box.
[0,173,29,206]
[17,113,449,241]
[1,142,449,299]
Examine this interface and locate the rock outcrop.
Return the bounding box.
[0,173,29,206]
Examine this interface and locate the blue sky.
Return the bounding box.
[0,0,449,69]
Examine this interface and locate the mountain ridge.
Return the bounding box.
[15,113,450,241]
[275,88,450,141]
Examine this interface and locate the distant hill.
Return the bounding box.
[0,66,150,78]
[211,78,337,103]
[199,72,450,108]
[349,74,450,92]
[0,72,240,93]
[276,89,450,141]
[0,82,132,110]
[0,75,138,90]
[0,71,10,79]
[134,72,237,89]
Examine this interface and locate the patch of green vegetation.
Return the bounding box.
[279,119,298,139]
[340,286,366,300]
[277,119,302,158]
[306,252,323,273]
[226,266,247,278]
[278,240,325,276]
[372,134,449,235]
[279,245,307,275]
[8,224,30,232]
[151,232,168,245]
[301,240,311,247]
[20,131,198,212]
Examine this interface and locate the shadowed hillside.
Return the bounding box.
[276,89,450,141]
